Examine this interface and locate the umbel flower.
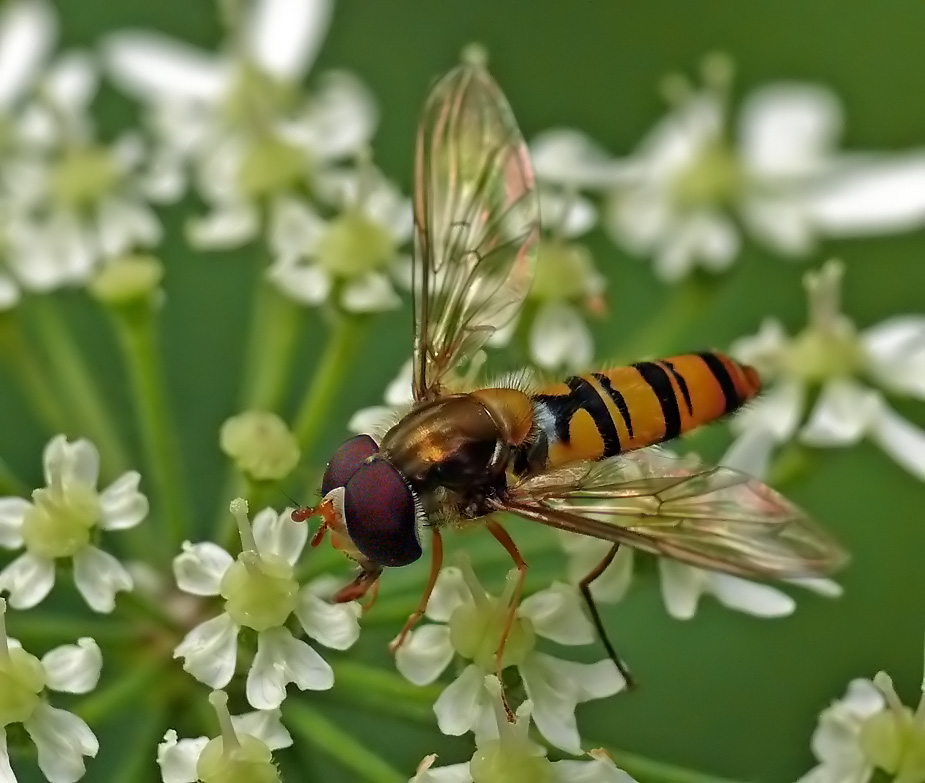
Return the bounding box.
[173,500,361,709]
[395,558,625,754]
[729,259,925,480]
[0,599,102,783]
[0,435,148,612]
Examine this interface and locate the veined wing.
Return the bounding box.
[494,451,848,579]
[412,56,539,401]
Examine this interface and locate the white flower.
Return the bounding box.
[157,690,291,783]
[0,435,147,612]
[730,259,925,480]
[559,447,840,619]
[596,57,925,281]
[172,500,361,709]
[0,0,57,124]
[0,598,101,783]
[410,675,635,783]
[101,0,377,249]
[267,166,411,312]
[348,358,414,437]
[394,558,626,754]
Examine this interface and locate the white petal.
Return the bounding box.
[43,436,99,489]
[411,757,472,783]
[553,752,637,783]
[560,534,635,604]
[863,316,925,399]
[0,274,21,310]
[706,573,795,617]
[740,195,817,256]
[245,0,331,80]
[97,198,162,257]
[173,541,232,596]
[347,405,397,436]
[174,613,239,689]
[537,189,598,237]
[252,507,308,564]
[231,710,292,751]
[786,577,843,598]
[869,405,925,480]
[101,32,230,102]
[0,552,55,609]
[530,129,631,188]
[341,272,401,312]
[295,588,360,650]
[268,197,324,259]
[807,154,925,235]
[520,653,625,754]
[157,731,207,783]
[268,259,331,305]
[246,627,333,709]
[43,52,97,115]
[0,0,57,110]
[732,378,805,442]
[41,638,102,694]
[740,85,842,179]
[425,566,471,623]
[394,624,454,686]
[99,471,148,530]
[186,204,259,250]
[24,703,98,783]
[800,380,880,446]
[519,583,595,646]
[530,301,593,371]
[0,730,17,783]
[0,497,29,548]
[655,211,739,282]
[433,664,487,737]
[657,560,704,620]
[72,546,133,613]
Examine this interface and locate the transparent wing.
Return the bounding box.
[412,59,539,401]
[494,450,847,579]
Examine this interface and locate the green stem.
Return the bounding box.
[612,273,725,363]
[589,742,744,783]
[326,660,443,723]
[285,702,405,783]
[75,658,165,724]
[27,296,130,479]
[292,314,366,456]
[108,302,190,556]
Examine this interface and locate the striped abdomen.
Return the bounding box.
[531,352,761,468]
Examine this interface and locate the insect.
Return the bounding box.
[294,55,847,692]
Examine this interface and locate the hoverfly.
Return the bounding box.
[294,55,847,690]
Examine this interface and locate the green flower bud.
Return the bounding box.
[316,210,394,277]
[89,254,165,305]
[237,136,306,197]
[220,553,299,631]
[22,485,100,559]
[50,146,120,208]
[672,141,743,208]
[219,412,300,482]
[531,240,602,303]
[470,742,555,783]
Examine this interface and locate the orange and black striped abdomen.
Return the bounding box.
[531,352,761,468]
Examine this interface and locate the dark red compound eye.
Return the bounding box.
[321,434,380,496]
[343,460,422,568]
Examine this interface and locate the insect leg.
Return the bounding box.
[388,526,445,654]
[578,542,636,689]
[334,565,383,604]
[485,517,528,721]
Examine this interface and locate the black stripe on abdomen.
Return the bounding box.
[697,352,738,414]
[663,361,694,416]
[568,376,621,457]
[592,372,634,439]
[632,362,681,442]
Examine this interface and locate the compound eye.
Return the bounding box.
[321,434,379,496]
[343,460,422,568]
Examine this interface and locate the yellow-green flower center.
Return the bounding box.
[316,211,394,277]
[531,239,599,302]
[22,485,100,559]
[0,647,45,727]
[197,735,281,783]
[781,322,865,384]
[673,142,743,208]
[219,411,300,482]
[220,553,298,632]
[51,147,120,208]
[237,136,307,198]
[860,710,925,783]
[448,598,536,670]
[470,741,554,783]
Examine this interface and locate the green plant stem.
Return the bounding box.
[327,660,443,723]
[612,273,725,363]
[109,303,190,556]
[76,659,165,724]
[285,702,405,783]
[27,296,130,479]
[589,743,744,783]
[292,314,366,456]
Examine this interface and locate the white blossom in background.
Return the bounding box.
[101,0,378,250]
[348,357,414,436]
[559,447,841,619]
[268,164,411,311]
[410,675,635,783]
[157,691,291,783]
[730,259,925,480]
[394,558,625,754]
[0,435,148,612]
[534,56,925,282]
[0,598,102,783]
[173,500,361,709]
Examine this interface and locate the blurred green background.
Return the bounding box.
[4,1,925,781]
